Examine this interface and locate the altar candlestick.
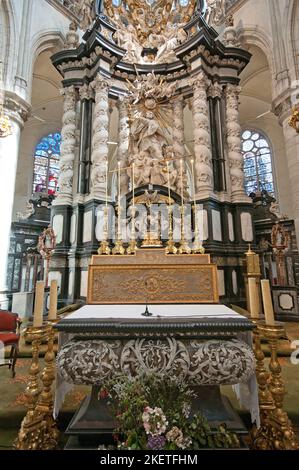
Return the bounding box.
[261,279,275,325]
[167,161,171,206]
[48,279,58,321]
[105,160,108,208]
[248,277,259,319]
[33,281,45,327]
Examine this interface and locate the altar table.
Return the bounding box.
[54,304,259,444]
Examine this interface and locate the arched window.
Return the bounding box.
[33,132,61,196]
[241,130,275,196]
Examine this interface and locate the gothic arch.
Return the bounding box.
[0,0,17,85]
[237,26,275,97]
[283,0,298,82]
[27,31,65,100]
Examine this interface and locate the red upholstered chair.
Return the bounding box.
[0,311,21,378]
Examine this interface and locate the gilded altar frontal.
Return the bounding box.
[0,0,299,457]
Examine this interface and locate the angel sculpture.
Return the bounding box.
[115,24,143,63]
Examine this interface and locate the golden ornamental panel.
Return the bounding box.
[87,264,219,305]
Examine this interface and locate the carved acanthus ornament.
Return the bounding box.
[56,86,77,205]
[225,84,246,202]
[90,76,109,198]
[57,338,255,386]
[207,82,223,100]
[79,83,94,101]
[191,74,213,195]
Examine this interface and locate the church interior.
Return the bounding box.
[0,0,299,452]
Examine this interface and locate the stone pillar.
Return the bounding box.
[192,73,214,198]
[117,99,130,194]
[0,95,30,308]
[90,75,109,200]
[275,97,299,242]
[55,85,77,206]
[225,84,248,203]
[78,83,93,195]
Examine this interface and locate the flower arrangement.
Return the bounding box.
[99,374,240,450]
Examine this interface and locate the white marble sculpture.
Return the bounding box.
[206,0,226,27]
[155,23,187,64]
[115,24,144,63]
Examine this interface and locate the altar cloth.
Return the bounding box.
[63,304,245,320]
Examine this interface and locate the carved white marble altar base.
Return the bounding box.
[57,337,255,387]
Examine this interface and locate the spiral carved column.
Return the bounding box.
[55,86,77,206]
[90,76,109,200]
[225,84,248,203]
[192,74,213,198]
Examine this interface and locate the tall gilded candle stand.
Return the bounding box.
[250,320,276,450]
[178,206,191,255]
[98,207,111,255]
[15,326,47,450]
[34,321,59,449]
[112,205,125,255]
[165,205,177,254]
[258,322,298,450]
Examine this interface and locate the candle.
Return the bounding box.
[191,158,197,233]
[261,279,275,325]
[180,159,184,206]
[105,160,108,208]
[118,161,121,238]
[132,163,135,207]
[167,161,171,206]
[248,277,259,319]
[33,281,45,327]
[48,279,58,321]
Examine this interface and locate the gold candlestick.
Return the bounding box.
[256,322,298,450]
[166,204,177,254]
[15,326,47,450]
[113,164,125,255]
[35,322,59,449]
[250,320,276,450]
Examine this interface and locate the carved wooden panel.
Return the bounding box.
[87,264,219,304]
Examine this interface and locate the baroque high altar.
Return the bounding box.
[49,0,254,305]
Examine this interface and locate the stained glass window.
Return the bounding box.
[241,130,275,196]
[33,132,61,196]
